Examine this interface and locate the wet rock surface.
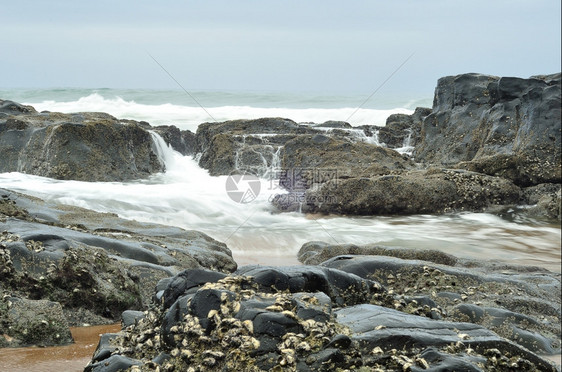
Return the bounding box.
[152,125,197,156]
[0,189,236,347]
[195,117,393,177]
[315,247,561,356]
[0,100,194,181]
[85,259,560,371]
[0,103,163,181]
[298,241,459,266]
[275,168,522,215]
[372,107,431,149]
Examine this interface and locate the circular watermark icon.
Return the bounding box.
[225,173,261,203]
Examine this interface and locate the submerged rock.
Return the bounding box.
[298,241,459,266]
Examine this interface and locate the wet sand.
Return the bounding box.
[0,324,120,372]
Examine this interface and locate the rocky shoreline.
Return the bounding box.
[0,72,561,371]
[0,188,236,347]
[1,73,560,219]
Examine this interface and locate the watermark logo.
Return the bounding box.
[225,168,339,204]
[225,173,261,203]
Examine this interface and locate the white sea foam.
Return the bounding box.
[24,93,414,132]
[0,133,560,271]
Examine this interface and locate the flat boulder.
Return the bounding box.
[336,304,557,371]
[274,168,521,215]
[279,134,412,192]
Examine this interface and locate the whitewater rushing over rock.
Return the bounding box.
[0,131,559,270]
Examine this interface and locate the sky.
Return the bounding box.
[1,0,560,95]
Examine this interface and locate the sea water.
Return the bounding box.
[0,88,427,130]
[0,89,560,272]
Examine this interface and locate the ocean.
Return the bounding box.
[0,88,430,131]
[0,88,560,271]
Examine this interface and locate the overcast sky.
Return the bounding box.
[1,0,560,95]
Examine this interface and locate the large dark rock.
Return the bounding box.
[159,268,227,308]
[0,101,168,181]
[263,73,560,218]
[274,168,521,215]
[87,266,383,371]
[414,73,561,186]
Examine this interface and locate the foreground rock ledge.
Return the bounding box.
[0,189,236,347]
[85,257,560,371]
